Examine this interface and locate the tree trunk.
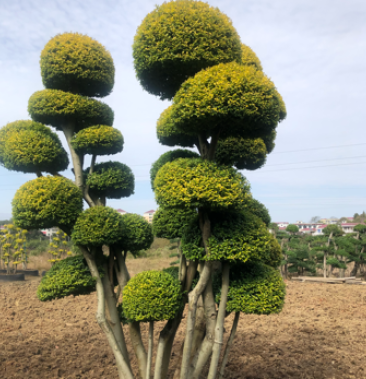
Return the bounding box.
[146,321,154,379]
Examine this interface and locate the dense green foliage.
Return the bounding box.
[122,270,183,322]
[244,198,271,227]
[182,210,281,266]
[262,130,276,154]
[323,224,344,237]
[72,206,124,247]
[215,136,267,170]
[85,161,135,199]
[12,176,83,232]
[133,0,242,100]
[286,224,299,234]
[37,255,103,301]
[41,33,115,97]
[150,149,199,189]
[156,106,198,147]
[240,43,263,71]
[170,63,286,139]
[154,158,249,209]
[152,206,197,239]
[71,125,123,156]
[113,213,153,255]
[216,261,285,314]
[0,120,68,173]
[28,89,114,132]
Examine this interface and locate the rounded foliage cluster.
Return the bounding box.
[41,33,115,97]
[154,158,249,209]
[0,120,68,173]
[71,125,123,156]
[215,136,267,170]
[85,161,135,199]
[244,198,271,226]
[37,255,104,301]
[216,261,285,315]
[240,44,263,71]
[133,0,242,100]
[113,213,153,255]
[152,206,197,239]
[122,270,183,322]
[72,206,124,247]
[171,63,286,139]
[181,210,281,266]
[150,149,199,189]
[12,176,83,232]
[261,130,276,154]
[157,106,198,147]
[28,89,114,132]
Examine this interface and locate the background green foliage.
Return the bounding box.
[122,270,183,322]
[152,206,197,239]
[0,120,69,173]
[154,158,249,209]
[156,106,198,147]
[170,63,286,139]
[150,149,199,189]
[85,161,135,199]
[12,176,83,232]
[323,224,344,237]
[286,224,299,234]
[133,0,242,100]
[71,125,123,156]
[41,32,115,97]
[215,136,267,170]
[37,255,104,301]
[28,89,114,132]
[113,213,153,255]
[216,261,285,315]
[72,206,124,247]
[182,210,281,266]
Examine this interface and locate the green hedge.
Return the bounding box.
[12,176,83,232]
[154,158,249,209]
[240,43,263,71]
[72,206,124,247]
[0,120,68,173]
[150,149,199,189]
[41,32,114,97]
[85,161,135,199]
[28,89,114,132]
[122,270,183,322]
[216,261,285,315]
[170,62,286,139]
[133,0,242,99]
[71,125,123,156]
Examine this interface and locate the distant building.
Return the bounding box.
[116,209,127,215]
[294,222,322,234]
[143,210,156,224]
[274,222,289,231]
[41,227,58,238]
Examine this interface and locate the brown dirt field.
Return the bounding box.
[1,277,366,379]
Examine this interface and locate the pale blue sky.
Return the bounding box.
[1,0,366,222]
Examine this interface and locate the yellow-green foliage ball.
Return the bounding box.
[12,176,83,232]
[112,213,154,255]
[181,210,281,266]
[240,43,263,71]
[154,158,249,209]
[157,106,198,148]
[85,161,135,199]
[72,206,124,247]
[152,206,197,240]
[215,136,267,170]
[122,270,183,322]
[216,261,285,315]
[28,89,114,132]
[41,33,115,97]
[71,125,123,156]
[0,120,68,173]
[150,149,199,190]
[171,62,286,139]
[133,0,242,100]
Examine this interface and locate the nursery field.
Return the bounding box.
[1,266,366,378]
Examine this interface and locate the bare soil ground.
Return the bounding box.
[1,271,366,378]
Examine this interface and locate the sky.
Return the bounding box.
[1,0,366,223]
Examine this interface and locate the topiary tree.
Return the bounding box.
[133,1,287,378]
[286,224,299,235]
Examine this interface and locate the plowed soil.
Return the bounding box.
[1,276,366,379]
